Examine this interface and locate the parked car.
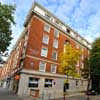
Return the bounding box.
[86,89,97,95]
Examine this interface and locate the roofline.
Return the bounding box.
[6,28,27,62]
[24,2,91,46]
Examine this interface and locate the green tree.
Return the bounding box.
[90,37,100,76]
[59,43,81,83]
[0,3,15,53]
[89,37,100,92]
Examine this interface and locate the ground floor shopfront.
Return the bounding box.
[17,69,88,100]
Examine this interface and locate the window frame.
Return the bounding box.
[39,61,46,72]
[54,29,59,38]
[42,34,49,44]
[52,50,57,60]
[53,39,58,48]
[44,23,50,33]
[51,64,57,73]
[41,46,48,57]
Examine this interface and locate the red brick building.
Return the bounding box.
[0,2,91,99]
[0,33,25,88]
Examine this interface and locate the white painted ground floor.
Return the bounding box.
[17,69,88,99]
[1,69,88,100]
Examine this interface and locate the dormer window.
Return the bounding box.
[67,29,70,34]
[45,13,51,20]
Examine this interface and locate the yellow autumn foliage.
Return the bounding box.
[59,44,82,79]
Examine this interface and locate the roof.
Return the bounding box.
[24,2,91,48]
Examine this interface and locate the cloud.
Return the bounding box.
[2,0,100,52]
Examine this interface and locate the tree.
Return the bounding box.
[90,37,100,77]
[89,37,100,93]
[59,43,82,83]
[0,3,15,54]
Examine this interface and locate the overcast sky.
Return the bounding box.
[1,0,100,52]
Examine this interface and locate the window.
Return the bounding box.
[53,39,58,48]
[64,40,70,52]
[44,24,50,32]
[45,13,51,20]
[52,51,57,60]
[44,79,53,88]
[54,29,59,38]
[66,29,70,34]
[28,77,39,88]
[42,34,49,44]
[39,61,46,72]
[51,64,57,73]
[41,47,48,57]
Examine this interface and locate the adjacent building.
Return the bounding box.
[0,2,91,99]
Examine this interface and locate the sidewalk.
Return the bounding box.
[0,87,23,100]
[22,92,85,100]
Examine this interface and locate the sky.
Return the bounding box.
[1,0,100,53]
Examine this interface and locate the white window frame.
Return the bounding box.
[44,23,50,33]
[53,39,58,48]
[54,29,59,38]
[42,34,49,44]
[51,64,57,73]
[41,47,48,57]
[39,61,46,72]
[52,51,57,60]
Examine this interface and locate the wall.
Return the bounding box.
[18,72,65,99]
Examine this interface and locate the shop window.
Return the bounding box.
[44,79,53,88]
[28,77,39,88]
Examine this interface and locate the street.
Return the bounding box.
[0,87,23,100]
[0,87,100,100]
[67,95,100,100]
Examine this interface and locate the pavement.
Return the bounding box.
[0,87,23,100]
[66,95,100,100]
[0,87,100,100]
